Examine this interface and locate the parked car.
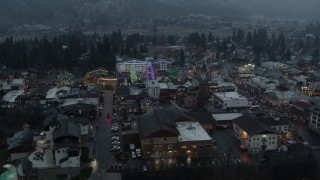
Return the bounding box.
[130,144,135,151]
[131,151,136,159]
[136,148,142,158]
[111,135,119,141]
[111,140,120,145]
[110,145,120,152]
[142,165,148,172]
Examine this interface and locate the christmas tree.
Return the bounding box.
[130,66,138,83]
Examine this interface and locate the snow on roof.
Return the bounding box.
[159,83,168,89]
[167,82,178,90]
[212,113,243,121]
[177,121,211,142]
[11,79,24,85]
[214,92,247,101]
[2,90,23,102]
[46,86,70,99]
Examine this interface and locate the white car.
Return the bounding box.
[111,136,119,141]
[131,151,136,159]
[111,140,120,145]
[136,148,141,158]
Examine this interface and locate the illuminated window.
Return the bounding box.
[191,145,197,149]
[153,145,163,150]
[168,144,173,150]
[181,145,187,149]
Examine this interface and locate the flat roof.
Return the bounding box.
[212,113,243,121]
[177,121,211,142]
[214,92,247,101]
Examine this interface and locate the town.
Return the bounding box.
[0,21,320,180]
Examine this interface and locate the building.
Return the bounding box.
[309,105,320,135]
[83,68,117,89]
[116,60,147,74]
[138,107,215,159]
[233,116,278,151]
[138,107,179,158]
[213,92,250,109]
[264,90,311,106]
[212,113,243,128]
[177,121,214,158]
[146,80,160,100]
[7,124,34,161]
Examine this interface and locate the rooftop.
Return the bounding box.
[212,113,243,121]
[177,121,211,142]
[213,92,247,101]
[28,149,54,168]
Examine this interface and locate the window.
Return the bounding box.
[253,138,255,141]
[191,145,197,149]
[206,144,212,148]
[57,150,60,153]
[257,138,259,140]
[153,145,163,150]
[168,144,173,150]
[181,145,187,149]
[164,138,167,141]
[273,137,275,139]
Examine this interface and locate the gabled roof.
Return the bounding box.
[52,121,80,140]
[138,107,179,138]
[233,116,277,136]
[7,129,33,151]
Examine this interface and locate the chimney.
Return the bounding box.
[23,123,30,131]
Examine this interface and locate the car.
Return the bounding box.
[131,151,136,159]
[111,140,120,145]
[136,148,142,158]
[91,153,96,159]
[142,165,148,172]
[111,136,119,141]
[111,123,119,127]
[106,113,111,119]
[130,144,135,151]
[110,145,120,152]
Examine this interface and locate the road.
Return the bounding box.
[90,91,114,179]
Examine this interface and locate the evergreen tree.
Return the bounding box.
[180,49,185,64]
[246,32,253,46]
[208,32,214,43]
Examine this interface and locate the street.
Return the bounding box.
[90,91,114,179]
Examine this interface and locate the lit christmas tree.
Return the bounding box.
[169,67,179,79]
[145,61,155,80]
[130,66,138,83]
[56,71,74,87]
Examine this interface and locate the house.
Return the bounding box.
[24,87,49,105]
[52,121,81,168]
[11,78,25,90]
[213,92,250,109]
[255,116,291,136]
[146,80,160,100]
[233,116,278,151]
[288,101,312,123]
[159,82,170,99]
[7,124,34,161]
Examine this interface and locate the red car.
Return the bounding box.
[106,113,111,119]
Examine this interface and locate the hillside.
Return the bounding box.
[0,0,319,28]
